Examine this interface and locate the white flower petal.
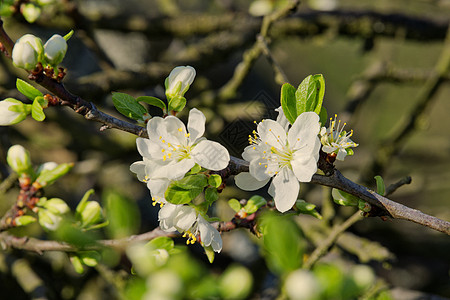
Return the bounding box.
[173,206,197,232]
[288,112,320,150]
[147,178,170,200]
[151,158,195,180]
[187,108,206,145]
[130,161,146,181]
[275,106,290,131]
[257,119,287,148]
[163,116,187,146]
[235,172,270,191]
[198,216,222,253]
[249,157,272,181]
[336,148,347,161]
[291,150,318,182]
[158,203,179,232]
[136,138,158,159]
[271,168,299,213]
[191,140,230,171]
[242,143,270,162]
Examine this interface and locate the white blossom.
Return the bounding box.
[158,203,223,253]
[130,108,229,182]
[320,114,358,161]
[235,112,321,212]
[165,66,196,100]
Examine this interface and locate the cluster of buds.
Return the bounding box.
[12,31,72,72]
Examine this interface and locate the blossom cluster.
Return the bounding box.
[129,66,359,254]
[131,66,229,253]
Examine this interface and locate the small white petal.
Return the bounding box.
[271,168,299,213]
[187,108,206,145]
[130,161,146,181]
[235,172,270,191]
[191,140,230,171]
[336,148,347,161]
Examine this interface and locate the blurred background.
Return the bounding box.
[0,0,449,299]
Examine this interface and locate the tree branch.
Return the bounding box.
[0,228,175,253]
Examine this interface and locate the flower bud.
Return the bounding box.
[38,209,63,231]
[0,98,29,126]
[78,201,103,228]
[44,34,67,66]
[12,34,43,69]
[165,66,196,100]
[43,198,70,215]
[7,145,32,175]
[37,161,58,174]
[14,215,37,226]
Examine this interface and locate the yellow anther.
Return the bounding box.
[259,162,262,165]
[161,149,165,152]
[178,127,183,132]
[163,155,167,161]
[253,147,256,150]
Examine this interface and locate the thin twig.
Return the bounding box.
[385,176,412,196]
[304,211,364,269]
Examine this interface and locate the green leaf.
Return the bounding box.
[188,164,202,175]
[21,3,41,23]
[79,251,101,267]
[35,163,73,187]
[332,188,359,206]
[63,30,74,41]
[295,74,325,115]
[174,174,208,190]
[208,174,222,188]
[228,199,242,213]
[31,98,45,121]
[137,96,167,112]
[280,83,297,124]
[374,175,385,196]
[205,187,219,204]
[165,185,203,205]
[243,195,267,214]
[168,95,186,112]
[260,212,305,274]
[146,237,174,251]
[69,255,85,274]
[319,106,328,126]
[76,189,95,215]
[17,79,43,101]
[204,245,215,263]
[112,92,148,120]
[295,200,322,219]
[103,190,140,239]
